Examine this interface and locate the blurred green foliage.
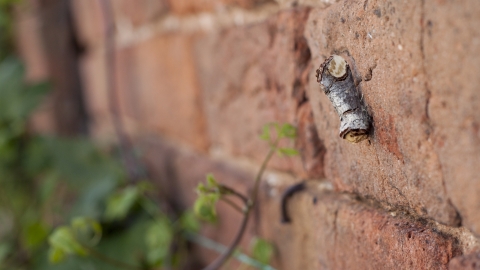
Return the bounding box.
[0,0,20,61]
[0,3,282,268]
[0,56,206,270]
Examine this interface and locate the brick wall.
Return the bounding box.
[16,0,480,268]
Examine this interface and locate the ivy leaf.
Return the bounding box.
[48,226,87,261]
[206,174,218,189]
[71,217,102,246]
[251,237,274,264]
[48,247,66,264]
[196,182,207,194]
[279,123,297,139]
[277,148,299,157]
[259,124,271,141]
[193,193,220,223]
[22,221,49,249]
[145,218,173,266]
[104,186,139,221]
[180,210,200,232]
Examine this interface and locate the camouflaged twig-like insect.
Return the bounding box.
[316,55,371,143]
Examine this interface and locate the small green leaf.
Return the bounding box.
[277,148,300,157]
[71,217,102,246]
[105,186,139,221]
[145,218,173,266]
[180,210,200,232]
[279,123,297,139]
[206,173,218,188]
[259,125,271,141]
[48,226,87,258]
[48,247,66,264]
[196,182,207,194]
[136,180,155,194]
[193,194,220,223]
[22,221,49,249]
[251,237,274,264]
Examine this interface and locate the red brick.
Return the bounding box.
[449,252,480,270]
[168,0,273,15]
[296,102,325,178]
[305,0,460,225]
[272,191,462,269]
[194,8,313,174]
[112,0,169,27]
[423,0,480,236]
[77,47,114,140]
[14,8,50,82]
[71,0,105,48]
[118,34,209,151]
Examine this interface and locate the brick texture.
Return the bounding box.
[194,8,313,174]
[305,0,460,226]
[449,252,480,270]
[15,0,480,268]
[168,0,274,15]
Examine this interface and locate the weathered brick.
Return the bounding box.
[71,0,105,48]
[119,34,208,151]
[296,102,325,178]
[113,0,169,27]
[449,252,480,270]
[271,191,462,269]
[14,8,49,82]
[194,8,314,174]
[168,0,273,15]
[423,0,480,236]
[77,47,111,140]
[305,0,460,225]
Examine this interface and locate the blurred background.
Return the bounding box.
[2,0,480,269]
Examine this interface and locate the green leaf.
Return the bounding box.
[277,147,299,157]
[48,226,88,258]
[48,247,66,264]
[0,243,11,264]
[259,124,271,141]
[279,123,297,139]
[71,217,102,246]
[193,193,220,223]
[22,221,49,249]
[206,173,218,188]
[196,182,207,194]
[180,210,200,232]
[145,218,173,266]
[105,186,139,221]
[251,237,274,264]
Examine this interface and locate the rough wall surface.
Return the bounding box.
[16,0,480,269]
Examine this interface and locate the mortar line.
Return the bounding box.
[114,2,334,48]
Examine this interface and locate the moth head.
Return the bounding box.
[327,55,348,79]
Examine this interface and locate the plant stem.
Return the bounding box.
[97,0,142,181]
[220,197,244,214]
[185,233,275,270]
[219,185,248,204]
[203,139,279,270]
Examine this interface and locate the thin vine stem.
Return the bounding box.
[97,0,141,181]
[203,138,279,270]
[219,185,249,204]
[220,197,245,214]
